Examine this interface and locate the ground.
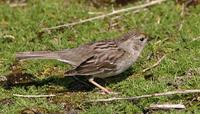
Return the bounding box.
[0,0,200,114]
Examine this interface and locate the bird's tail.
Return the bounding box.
[16,51,60,60]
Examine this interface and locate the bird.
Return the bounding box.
[16,31,148,94]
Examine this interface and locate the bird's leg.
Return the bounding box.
[88,77,111,94]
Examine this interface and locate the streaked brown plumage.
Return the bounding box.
[16,31,148,94]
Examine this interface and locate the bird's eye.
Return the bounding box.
[140,37,145,41]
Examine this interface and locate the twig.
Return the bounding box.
[42,0,166,31]
[148,104,185,110]
[0,76,7,82]
[3,35,15,40]
[13,94,56,98]
[88,89,200,102]
[192,36,200,41]
[9,3,27,7]
[154,38,168,45]
[142,55,166,72]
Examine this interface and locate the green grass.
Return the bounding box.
[0,0,200,113]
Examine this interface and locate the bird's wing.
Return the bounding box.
[64,41,126,76]
[57,46,94,67]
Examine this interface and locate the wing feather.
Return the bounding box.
[65,41,126,76]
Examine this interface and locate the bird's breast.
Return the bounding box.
[115,54,135,74]
[94,54,136,79]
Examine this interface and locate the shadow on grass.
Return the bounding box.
[2,68,133,93]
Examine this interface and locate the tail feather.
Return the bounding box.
[15,47,91,67]
[15,50,79,67]
[16,51,60,60]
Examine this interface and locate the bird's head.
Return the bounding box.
[118,31,148,53]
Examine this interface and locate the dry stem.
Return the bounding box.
[42,0,166,31]
[143,55,166,72]
[88,89,200,102]
[148,104,185,110]
[9,3,27,7]
[13,94,56,98]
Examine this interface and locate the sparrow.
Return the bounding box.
[16,31,148,94]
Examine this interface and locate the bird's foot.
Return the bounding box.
[100,88,119,95]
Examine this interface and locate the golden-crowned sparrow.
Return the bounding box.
[16,31,148,94]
